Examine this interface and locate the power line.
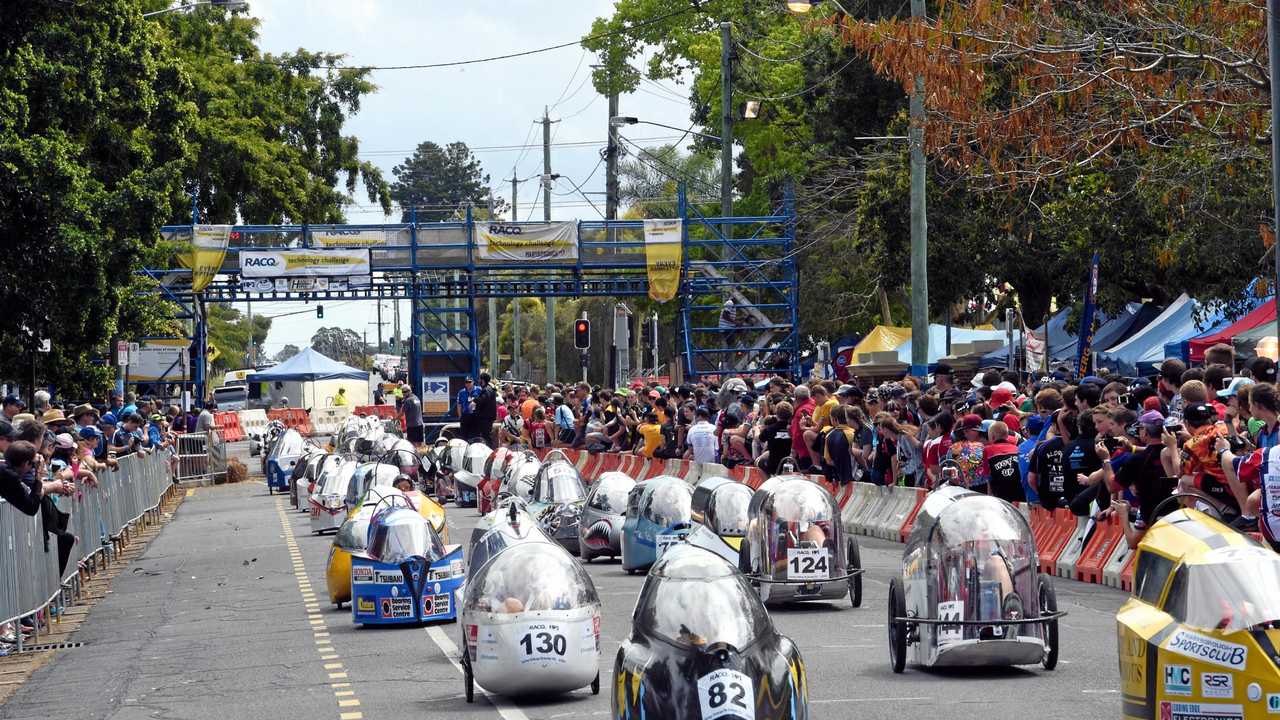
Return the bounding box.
[549,48,588,111]
[254,5,698,73]
[359,134,682,159]
[738,53,861,102]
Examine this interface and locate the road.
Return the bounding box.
[0,480,1126,720]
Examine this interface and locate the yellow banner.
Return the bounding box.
[175,225,231,292]
[643,219,682,302]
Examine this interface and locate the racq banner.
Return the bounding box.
[238,249,372,278]
[474,221,578,262]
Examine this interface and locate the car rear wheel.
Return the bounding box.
[462,634,475,703]
[1038,572,1059,671]
[847,538,863,608]
[590,671,600,695]
[888,576,907,673]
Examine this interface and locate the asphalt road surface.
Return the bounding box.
[0,480,1126,720]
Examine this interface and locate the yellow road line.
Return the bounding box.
[274,501,365,720]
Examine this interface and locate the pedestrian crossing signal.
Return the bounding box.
[316,305,324,319]
[574,319,590,350]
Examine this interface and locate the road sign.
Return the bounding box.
[421,376,450,415]
[116,340,129,366]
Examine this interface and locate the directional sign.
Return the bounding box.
[422,376,451,415]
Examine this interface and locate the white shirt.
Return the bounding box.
[687,420,719,464]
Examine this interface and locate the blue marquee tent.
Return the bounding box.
[1050,301,1162,368]
[247,347,368,382]
[1095,295,1230,376]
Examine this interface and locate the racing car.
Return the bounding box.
[1117,495,1280,720]
[527,454,588,553]
[578,470,636,562]
[686,475,751,564]
[613,544,809,719]
[620,475,694,574]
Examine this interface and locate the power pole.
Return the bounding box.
[543,106,558,383]
[720,21,734,248]
[376,299,383,352]
[908,0,929,375]
[605,78,620,222]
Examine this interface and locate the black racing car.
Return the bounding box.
[613,545,809,719]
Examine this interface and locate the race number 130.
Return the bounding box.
[518,623,567,661]
[697,668,754,720]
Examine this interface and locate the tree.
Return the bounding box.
[0,0,192,396]
[311,327,366,368]
[390,142,494,222]
[618,145,721,218]
[156,4,391,223]
[206,304,270,372]
[274,344,301,362]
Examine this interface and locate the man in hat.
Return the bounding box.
[71,404,99,434]
[1,396,25,423]
[456,378,476,440]
[41,408,72,434]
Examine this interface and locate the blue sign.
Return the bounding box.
[349,551,465,626]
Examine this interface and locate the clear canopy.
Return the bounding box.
[636,546,770,649]
[704,484,751,537]
[587,472,635,514]
[366,505,446,565]
[1172,546,1280,632]
[533,463,586,504]
[928,496,1038,625]
[346,463,404,507]
[269,429,306,459]
[641,478,693,528]
[465,542,600,614]
[334,504,378,552]
[317,458,357,498]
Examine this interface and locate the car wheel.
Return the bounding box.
[591,671,600,695]
[463,652,474,703]
[888,576,907,674]
[847,538,863,608]
[1039,572,1059,671]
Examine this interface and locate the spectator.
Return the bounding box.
[456,378,476,439]
[948,414,987,490]
[1157,358,1186,417]
[635,412,663,459]
[685,406,718,464]
[399,383,423,445]
[525,406,551,450]
[984,421,1025,502]
[0,396,24,423]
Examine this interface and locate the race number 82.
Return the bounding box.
[697,668,755,720]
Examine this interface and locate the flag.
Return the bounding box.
[643,219,682,302]
[1076,252,1100,378]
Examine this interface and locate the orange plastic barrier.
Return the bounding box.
[1037,508,1077,575]
[896,488,928,543]
[268,408,314,436]
[1119,552,1138,592]
[740,466,766,490]
[214,411,244,442]
[354,404,396,420]
[1075,514,1125,584]
[580,452,604,479]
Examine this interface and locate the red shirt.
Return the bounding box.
[791,398,815,460]
[924,435,953,472]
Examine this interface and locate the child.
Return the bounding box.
[525,406,550,450]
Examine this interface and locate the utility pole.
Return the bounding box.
[604,71,620,223]
[908,0,929,376]
[246,300,254,366]
[376,299,383,352]
[543,106,558,383]
[719,21,734,248]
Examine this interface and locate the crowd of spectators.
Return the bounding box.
[0,390,193,649]
[458,340,1280,555]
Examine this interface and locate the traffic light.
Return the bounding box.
[574,319,591,350]
[316,305,324,319]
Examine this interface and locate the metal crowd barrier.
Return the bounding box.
[175,431,226,483]
[1,448,176,653]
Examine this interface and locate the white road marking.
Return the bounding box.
[425,625,533,720]
[812,696,932,704]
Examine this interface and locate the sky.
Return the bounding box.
[238,0,698,359]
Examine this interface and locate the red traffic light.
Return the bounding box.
[574,319,591,350]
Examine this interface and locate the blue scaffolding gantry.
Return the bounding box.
[150,184,800,424]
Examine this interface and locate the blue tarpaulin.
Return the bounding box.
[1095,295,1229,376]
[247,347,368,382]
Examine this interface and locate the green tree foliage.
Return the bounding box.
[618,145,721,218]
[0,0,192,394]
[390,142,494,222]
[155,4,391,223]
[206,304,270,372]
[274,344,302,362]
[310,327,367,368]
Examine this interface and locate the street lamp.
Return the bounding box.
[144,0,246,17]
[609,116,723,142]
[785,1,816,11]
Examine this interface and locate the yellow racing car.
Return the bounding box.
[326,487,448,607]
[1118,502,1280,720]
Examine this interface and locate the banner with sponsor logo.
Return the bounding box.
[1076,252,1100,378]
[239,249,371,278]
[309,227,409,247]
[175,225,231,292]
[643,219,682,302]
[474,221,577,262]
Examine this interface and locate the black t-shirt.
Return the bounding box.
[759,418,793,474]
[1113,444,1175,525]
[984,441,1025,503]
[1062,435,1100,504]
[473,385,498,424]
[1034,437,1068,509]
[874,435,895,474]
[824,427,856,483]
